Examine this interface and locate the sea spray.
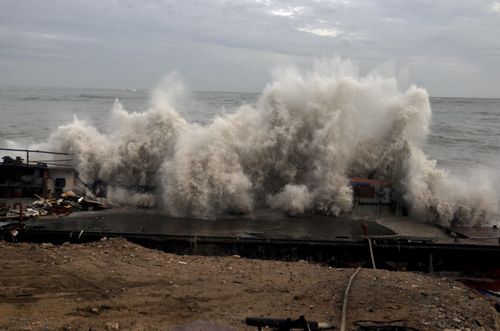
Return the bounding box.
[32,75,189,208]
[163,62,434,218]
[405,148,499,226]
[31,60,499,225]
[268,184,313,216]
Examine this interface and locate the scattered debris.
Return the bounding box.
[105,322,120,331]
[3,191,107,219]
[171,320,236,331]
[245,315,332,331]
[0,203,8,217]
[354,320,419,331]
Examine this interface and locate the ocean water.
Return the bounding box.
[0,65,499,226]
[1,86,498,174]
[0,87,257,143]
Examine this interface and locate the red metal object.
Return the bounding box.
[361,222,368,237]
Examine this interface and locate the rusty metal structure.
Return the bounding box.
[0,148,74,199]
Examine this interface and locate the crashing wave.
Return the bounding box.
[31,60,499,226]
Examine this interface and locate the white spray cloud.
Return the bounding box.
[268,184,313,215]
[35,59,498,225]
[405,148,499,226]
[33,75,188,208]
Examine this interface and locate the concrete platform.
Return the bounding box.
[21,209,400,241]
[3,209,500,273]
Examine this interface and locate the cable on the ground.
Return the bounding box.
[340,266,362,331]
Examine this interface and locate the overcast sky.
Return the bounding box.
[1,0,500,97]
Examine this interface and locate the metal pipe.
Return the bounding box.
[29,159,73,163]
[367,237,376,269]
[36,162,74,167]
[0,147,71,156]
[19,203,23,224]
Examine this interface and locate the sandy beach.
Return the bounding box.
[0,238,498,331]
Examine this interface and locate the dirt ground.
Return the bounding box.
[0,238,498,331]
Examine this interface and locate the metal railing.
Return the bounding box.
[0,148,73,168]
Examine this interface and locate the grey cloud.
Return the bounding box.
[0,0,499,96]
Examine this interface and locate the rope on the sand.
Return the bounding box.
[340,266,362,331]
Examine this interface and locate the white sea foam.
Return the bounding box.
[32,59,499,225]
[268,184,313,216]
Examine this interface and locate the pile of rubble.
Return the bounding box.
[0,203,8,217]
[0,191,107,219]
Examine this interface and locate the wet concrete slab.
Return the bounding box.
[10,210,500,273]
[22,209,397,241]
